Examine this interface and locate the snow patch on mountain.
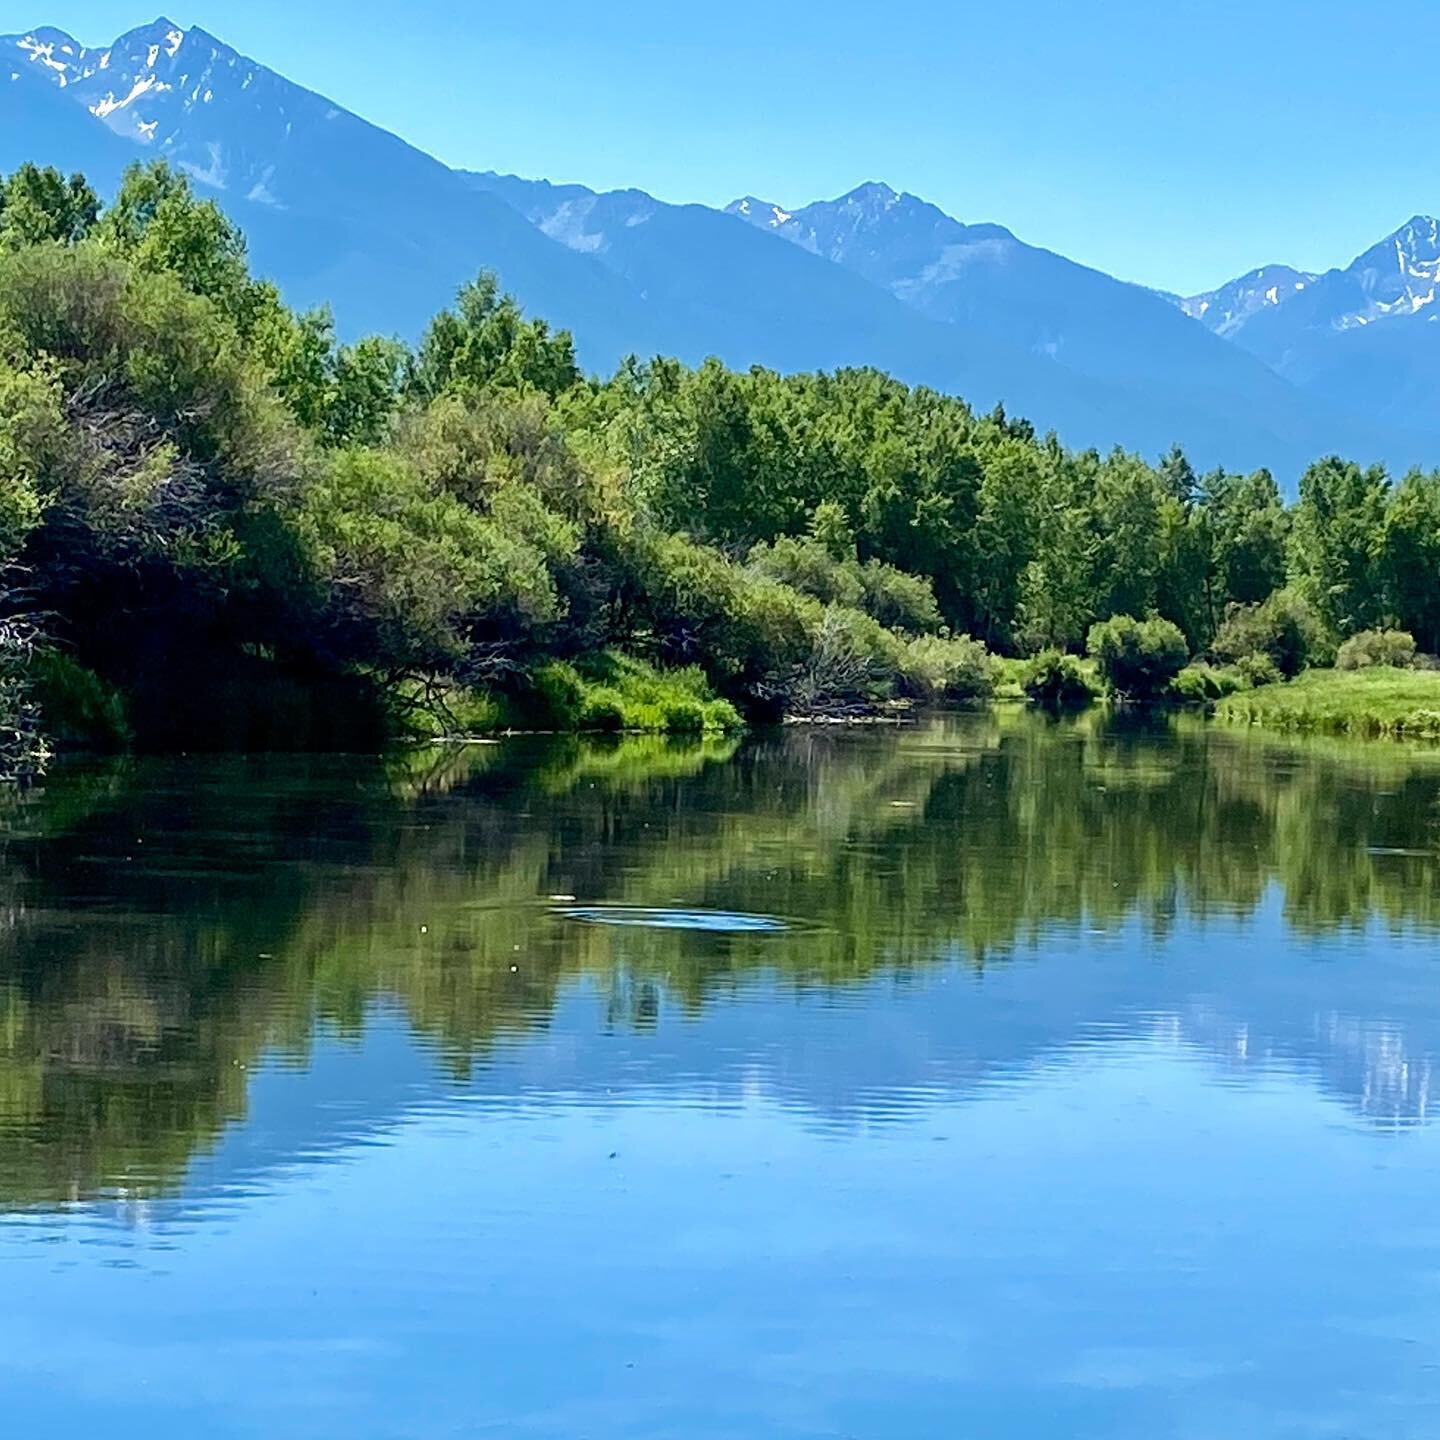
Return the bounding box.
[726,196,793,228]
[1181,265,1318,338]
[1183,217,1440,344]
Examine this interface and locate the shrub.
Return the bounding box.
[1171,662,1244,704]
[1236,651,1282,688]
[526,660,586,728]
[746,534,864,610]
[857,560,943,634]
[573,652,744,734]
[745,538,942,634]
[701,697,744,731]
[780,605,901,714]
[578,687,626,731]
[1086,615,1189,700]
[660,697,707,733]
[1336,629,1417,671]
[1212,589,1326,679]
[410,684,508,738]
[898,634,994,701]
[1021,650,1096,709]
[27,650,131,749]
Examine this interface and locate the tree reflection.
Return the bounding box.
[2,713,1439,1207]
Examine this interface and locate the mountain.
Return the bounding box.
[724,183,1280,390]
[3,20,1160,454]
[2,17,665,357]
[0,27,139,189]
[725,180,1440,470]
[3,19,1433,475]
[473,172,1426,474]
[460,171,1174,449]
[462,172,1057,398]
[1181,218,1440,431]
[1179,265,1319,339]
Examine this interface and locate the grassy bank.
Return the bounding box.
[1216,668,1440,738]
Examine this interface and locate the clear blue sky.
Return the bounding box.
[31,1,1432,294]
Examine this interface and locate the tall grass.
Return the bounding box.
[1216,668,1440,738]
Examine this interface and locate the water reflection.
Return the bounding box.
[0,710,1437,1216]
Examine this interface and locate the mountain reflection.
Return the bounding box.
[2,711,1439,1210]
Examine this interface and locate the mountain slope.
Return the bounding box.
[0,28,138,188]
[2,17,664,357]
[1179,265,1319,340]
[472,172,1438,473]
[462,172,1108,416]
[725,182,1327,416]
[1181,219,1440,431]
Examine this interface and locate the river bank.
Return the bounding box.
[1215,667,1440,738]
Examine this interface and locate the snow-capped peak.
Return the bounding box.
[1180,264,1317,336]
[4,17,361,210]
[10,26,88,88]
[725,196,794,229]
[1336,215,1440,327]
[6,17,188,89]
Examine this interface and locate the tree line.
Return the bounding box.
[1,159,1438,766]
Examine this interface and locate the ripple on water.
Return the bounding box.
[556,906,788,934]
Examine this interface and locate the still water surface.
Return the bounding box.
[3,712,1440,1437]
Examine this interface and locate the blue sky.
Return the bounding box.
[32,1,1433,294]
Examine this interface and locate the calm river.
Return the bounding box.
[3,712,1440,1437]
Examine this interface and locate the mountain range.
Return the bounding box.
[4,16,1439,480]
[1180,217,1440,435]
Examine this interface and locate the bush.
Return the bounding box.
[578,687,626,731]
[660,697,707,733]
[746,535,864,610]
[1021,650,1096,709]
[779,605,901,714]
[526,660,586,728]
[898,634,994,701]
[397,681,508,738]
[1236,651,1282,688]
[1336,629,1417,671]
[574,652,744,734]
[1212,589,1326,679]
[857,560,943,634]
[27,650,131,749]
[745,537,942,634]
[1086,616,1189,700]
[1171,662,1244,704]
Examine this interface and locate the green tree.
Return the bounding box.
[1202,468,1289,610]
[1087,615,1189,699]
[95,161,263,330]
[0,164,99,248]
[1289,457,1390,634]
[410,272,579,400]
[1379,470,1440,652]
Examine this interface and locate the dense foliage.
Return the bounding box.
[4,159,1440,764]
[1087,616,1190,700]
[1335,628,1418,671]
[1022,650,1097,710]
